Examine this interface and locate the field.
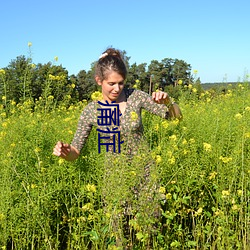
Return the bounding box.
[0,83,249,249]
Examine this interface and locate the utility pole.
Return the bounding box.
[149,75,152,95]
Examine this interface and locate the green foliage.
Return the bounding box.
[0,82,250,249]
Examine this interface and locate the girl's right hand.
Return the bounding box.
[53,141,71,158]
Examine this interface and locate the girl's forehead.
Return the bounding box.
[105,71,124,81]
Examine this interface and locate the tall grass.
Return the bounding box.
[0,83,249,249]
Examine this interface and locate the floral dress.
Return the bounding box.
[72,88,171,240]
[71,88,169,155]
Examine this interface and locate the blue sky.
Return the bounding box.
[1,0,249,83]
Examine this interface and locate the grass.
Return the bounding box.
[0,83,249,249]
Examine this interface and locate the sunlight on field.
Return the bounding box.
[0,82,249,249]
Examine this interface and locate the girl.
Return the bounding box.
[53,48,182,247]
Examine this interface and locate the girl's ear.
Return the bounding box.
[95,76,102,86]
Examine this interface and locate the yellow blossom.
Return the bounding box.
[222,190,230,197]
[169,134,177,141]
[133,84,138,89]
[58,158,65,165]
[203,142,212,152]
[155,155,162,164]
[34,147,41,153]
[237,189,243,196]
[154,123,159,131]
[182,138,187,145]
[178,79,183,85]
[0,213,5,221]
[195,207,203,216]
[245,106,250,112]
[135,79,140,83]
[161,120,168,128]
[54,56,58,61]
[193,69,198,74]
[192,88,197,93]
[159,186,166,194]
[0,69,6,75]
[165,193,172,199]
[71,83,75,89]
[91,91,103,101]
[168,156,175,165]
[188,84,193,89]
[232,204,239,211]
[234,113,242,120]
[208,171,217,180]
[2,96,6,100]
[130,111,138,121]
[28,42,32,47]
[81,203,93,212]
[219,156,232,164]
[189,138,195,144]
[86,184,96,193]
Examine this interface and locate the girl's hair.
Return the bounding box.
[95,48,127,81]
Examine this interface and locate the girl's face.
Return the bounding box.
[96,71,125,102]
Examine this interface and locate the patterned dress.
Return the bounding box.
[72,88,171,240]
[71,88,169,154]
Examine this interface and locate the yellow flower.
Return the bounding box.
[168,156,175,165]
[178,79,183,85]
[71,83,76,89]
[169,134,177,141]
[203,142,212,152]
[234,113,242,120]
[245,106,250,112]
[208,171,217,180]
[161,120,168,129]
[189,138,195,144]
[58,158,65,165]
[158,186,166,194]
[232,204,239,211]
[135,79,140,83]
[86,184,97,193]
[193,69,198,74]
[54,56,58,62]
[34,147,41,153]
[133,84,138,89]
[155,155,162,164]
[130,111,138,121]
[0,69,6,75]
[28,42,32,47]
[2,96,6,100]
[219,156,232,164]
[192,88,197,93]
[0,213,5,221]
[165,193,172,199]
[91,91,103,101]
[222,190,230,197]
[195,207,203,216]
[237,189,243,196]
[188,84,193,89]
[154,123,159,131]
[81,203,93,212]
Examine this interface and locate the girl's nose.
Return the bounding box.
[114,84,120,92]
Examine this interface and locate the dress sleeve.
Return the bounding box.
[136,90,169,119]
[71,103,95,152]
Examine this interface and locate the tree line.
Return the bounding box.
[0,51,200,106]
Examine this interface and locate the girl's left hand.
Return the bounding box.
[152,91,171,104]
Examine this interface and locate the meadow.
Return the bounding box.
[0,82,249,249]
